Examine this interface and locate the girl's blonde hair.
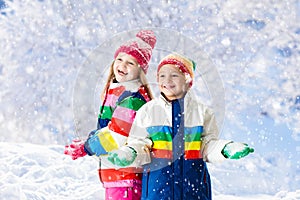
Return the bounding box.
[101,61,154,100]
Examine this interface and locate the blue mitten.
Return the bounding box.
[84,128,119,156]
[222,142,254,159]
[108,146,137,167]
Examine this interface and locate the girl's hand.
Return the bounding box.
[64,139,87,160]
[222,142,254,159]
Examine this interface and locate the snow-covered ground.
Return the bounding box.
[0,0,299,199]
[0,142,299,200]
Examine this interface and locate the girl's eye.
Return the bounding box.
[117,58,122,61]
[159,74,165,78]
[128,62,135,66]
[172,74,179,77]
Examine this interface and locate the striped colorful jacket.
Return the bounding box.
[126,91,230,199]
[84,79,151,187]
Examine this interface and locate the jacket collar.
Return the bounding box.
[159,90,193,107]
[110,79,142,90]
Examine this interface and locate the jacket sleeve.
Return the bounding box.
[85,90,149,157]
[126,104,152,166]
[84,127,128,156]
[108,95,147,137]
[201,107,231,163]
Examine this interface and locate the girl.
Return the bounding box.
[64,30,156,200]
[108,53,254,199]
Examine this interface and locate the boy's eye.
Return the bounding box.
[117,58,122,61]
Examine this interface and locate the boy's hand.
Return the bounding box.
[222,142,254,159]
[64,139,87,160]
[107,146,137,167]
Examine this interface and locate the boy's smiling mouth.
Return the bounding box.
[162,84,175,90]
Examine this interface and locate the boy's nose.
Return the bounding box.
[166,76,173,82]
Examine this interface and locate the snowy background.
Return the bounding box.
[0,0,299,199]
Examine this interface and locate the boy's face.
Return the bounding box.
[157,64,190,101]
[113,52,141,82]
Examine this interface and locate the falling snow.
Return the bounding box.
[0,0,299,199]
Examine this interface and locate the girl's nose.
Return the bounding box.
[119,61,127,69]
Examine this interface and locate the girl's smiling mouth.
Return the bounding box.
[117,69,128,76]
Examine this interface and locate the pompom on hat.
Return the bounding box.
[157,53,196,86]
[114,30,156,74]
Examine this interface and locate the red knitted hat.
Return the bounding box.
[114,30,156,74]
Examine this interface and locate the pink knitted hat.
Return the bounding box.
[114,30,156,74]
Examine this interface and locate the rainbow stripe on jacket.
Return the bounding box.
[147,125,203,160]
[85,80,151,156]
[101,85,149,137]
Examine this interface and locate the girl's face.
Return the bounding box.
[113,52,141,82]
[157,64,190,101]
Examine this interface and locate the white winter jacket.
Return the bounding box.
[127,91,231,167]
